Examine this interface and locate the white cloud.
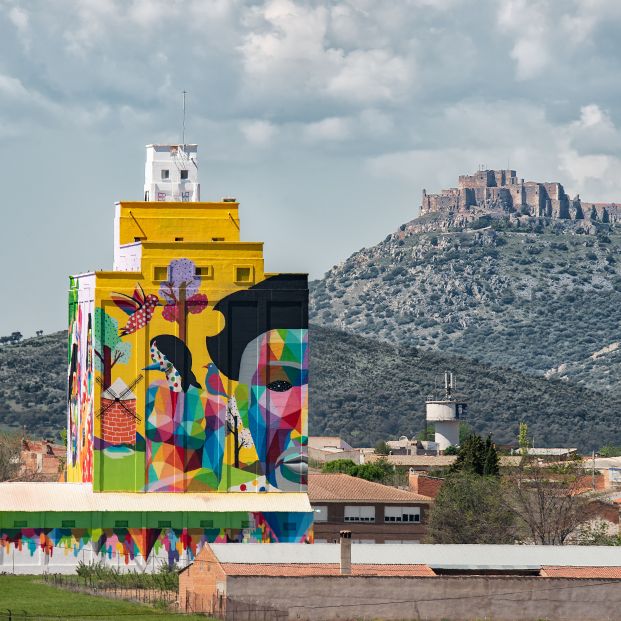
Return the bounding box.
[240,119,277,146]
[303,116,351,142]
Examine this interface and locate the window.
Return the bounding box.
[144,191,149,201]
[200,519,214,528]
[344,506,375,523]
[195,266,213,279]
[115,520,129,528]
[13,520,27,528]
[313,506,329,522]
[62,520,76,528]
[235,266,253,283]
[158,520,172,528]
[212,237,225,242]
[154,266,168,280]
[175,237,184,242]
[384,506,421,523]
[180,169,189,180]
[161,169,170,180]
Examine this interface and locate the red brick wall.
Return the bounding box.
[101,399,136,445]
[179,545,227,614]
[409,473,443,498]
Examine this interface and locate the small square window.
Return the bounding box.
[62,520,76,528]
[115,520,128,528]
[158,520,172,528]
[212,237,225,242]
[180,169,189,180]
[13,520,27,528]
[154,266,168,281]
[195,266,213,279]
[200,519,214,528]
[175,237,184,242]
[235,267,252,283]
[161,169,170,180]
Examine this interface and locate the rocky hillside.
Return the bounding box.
[310,221,621,393]
[2,328,621,449]
[0,331,66,438]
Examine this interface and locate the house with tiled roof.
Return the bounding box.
[308,473,433,543]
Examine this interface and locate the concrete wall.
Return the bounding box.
[226,575,621,621]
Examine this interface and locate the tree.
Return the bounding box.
[451,433,499,476]
[374,440,389,455]
[321,458,393,483]
[518,421,529,454]
[159,259,208,343]
[427,471,516,543]
[505,459,589,545]
[94,308,131,389]
[226,396,253,468]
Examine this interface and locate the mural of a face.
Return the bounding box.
[236,329,308,491]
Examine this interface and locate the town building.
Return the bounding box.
[0,143,312,573]
[308,474,432,543]
[179,538,621,620]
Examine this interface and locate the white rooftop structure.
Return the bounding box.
[144,143,200,203]
[210,543,621,570]
[0,482,311,513]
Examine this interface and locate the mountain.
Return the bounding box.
[0,331,66,438]
[309,168,621,394]
[2,327,621,450]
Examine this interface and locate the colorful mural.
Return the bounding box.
[67,278,95,483]
[69,250,309,494]
[68,196,308,502]
[0,511,314,565]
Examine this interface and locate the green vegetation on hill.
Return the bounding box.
[0,331,65,438]
[2,326,621,450]
[310,324,621,450]
[310,225,621,393]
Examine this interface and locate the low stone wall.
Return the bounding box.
[226,575,621,621]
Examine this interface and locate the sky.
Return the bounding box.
[2,0,621,336]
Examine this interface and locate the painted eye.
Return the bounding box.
[267,380,292,392]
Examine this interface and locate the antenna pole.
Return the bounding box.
[182,90,187,146]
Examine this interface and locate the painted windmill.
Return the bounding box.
[96,375,143,447]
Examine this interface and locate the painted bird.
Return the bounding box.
[144,335,201,392]
[111,283,159,336]
[203,363,228,398]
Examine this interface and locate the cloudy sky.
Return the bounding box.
[2,0,621,336]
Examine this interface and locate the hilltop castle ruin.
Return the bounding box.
[421,169,620,224]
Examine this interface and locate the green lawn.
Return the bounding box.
[0,575,212,620]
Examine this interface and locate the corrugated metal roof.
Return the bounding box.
[0,482,311,513]
[308,474,431,502]
[211,543,621,569]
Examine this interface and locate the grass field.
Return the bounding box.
[0,575,213,620]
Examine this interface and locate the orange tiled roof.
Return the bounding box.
[221,563,435,577]
[540,566,621,578]
[308,473,432,502]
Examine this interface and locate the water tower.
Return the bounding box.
[426,372,467,452]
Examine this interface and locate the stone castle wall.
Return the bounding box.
[421,169,620,224]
